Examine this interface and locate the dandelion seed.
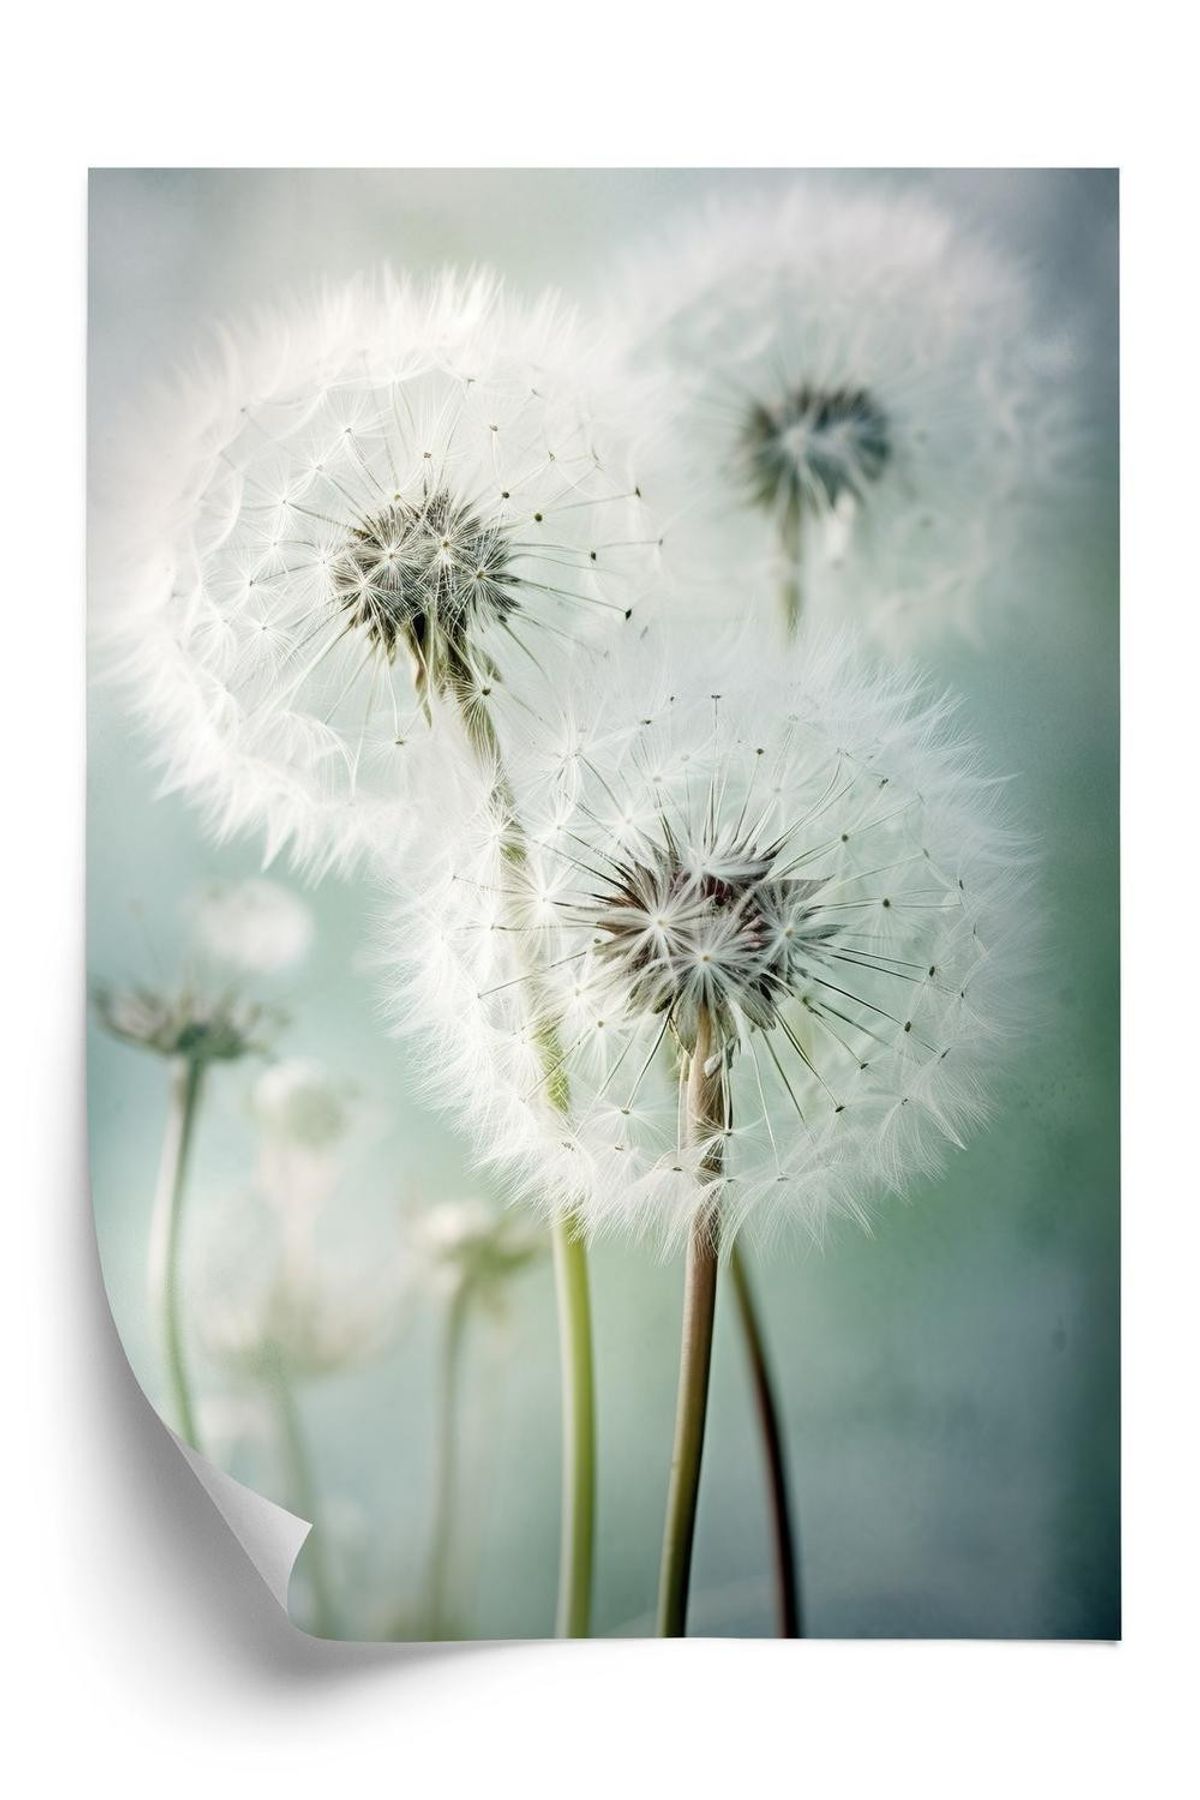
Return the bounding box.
[251,1057,352,1151]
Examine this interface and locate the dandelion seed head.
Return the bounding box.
[95,269,665,876]
[91,982,278,1063]
[582,830,831,1051]
[383,633,1030,1254]
[329,489,519,662]
[617,184,1081,652]
[741,384,893,519]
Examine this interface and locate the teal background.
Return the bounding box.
[88,169,1118,1639]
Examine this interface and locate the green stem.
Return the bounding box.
[551,1219,596,1637]
[426,1281,472,1639]
[729,1244,802,1637]
[148,1054,205,1448]
[270,1349,338,1638]
[449,683,597,1639]
[779,495,804,639]
[657,1009,723,1637]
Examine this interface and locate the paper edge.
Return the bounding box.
[171,1430,311,1612]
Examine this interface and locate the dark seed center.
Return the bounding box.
[741,384,892,515]
[587,839,834,1044]
[330,489,518,662]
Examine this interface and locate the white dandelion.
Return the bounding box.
[95,268,667,875]
[94,268,652,1634]
[188,877,314,973]
[616,184,1076,651]
[92,887,288,1451]
[91,980,277,1067]
[393,634,1028,1253]
[388,631,1029,1635]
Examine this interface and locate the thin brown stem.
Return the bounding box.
[657,1008,723,1637]
[729,1243,802,1637]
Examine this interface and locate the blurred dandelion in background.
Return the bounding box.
[92,879,312,1448]
[188,876,315,972]
[250,1056,359,1231]
[618,185,1078,650]
[197,1070,403,1636]
[251,1056,351,1148]
[405,1198,542,1638]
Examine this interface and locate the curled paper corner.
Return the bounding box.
[170,1431,311,1613]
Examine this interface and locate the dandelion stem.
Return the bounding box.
[449,678,597,1639]
[426,1280,472,1640]
[269,1347,338,1638]
[657,1008,723,1637]
[147,1054,205,1449]
[779,495,805,639]
[729,1244,802,1637]
[551,1217,596,1637]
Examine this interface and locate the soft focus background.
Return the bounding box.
[88,169,1118,1640]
